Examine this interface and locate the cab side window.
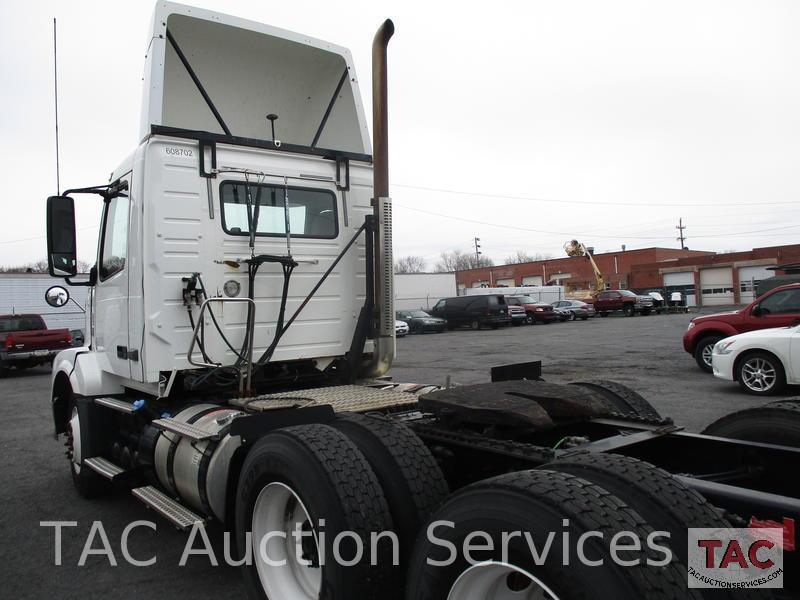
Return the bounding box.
[759,289,800,315]
[99,196,130,281]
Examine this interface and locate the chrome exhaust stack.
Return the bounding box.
[360,19,395,378]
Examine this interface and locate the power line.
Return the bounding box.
[0,225,99,245]
[394,202,800,240]
[394,183,799,208]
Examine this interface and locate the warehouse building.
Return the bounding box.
[456,247,711,294]
[456,243,800,307]
[0,273,89,330]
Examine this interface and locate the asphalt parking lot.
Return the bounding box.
[392,307,797,432]
[1,308,796,598]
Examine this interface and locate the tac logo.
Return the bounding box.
[687,527,784,589]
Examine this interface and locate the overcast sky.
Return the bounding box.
[1,0,798,269]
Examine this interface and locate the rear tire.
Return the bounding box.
[406,470,694,600]
[702,399,800,447]
[469,320,480,331]
[693,335,723,373]
[236,424,397,600]
[331,414,449,568]
[544,453,741,600]
[570,379,664,421]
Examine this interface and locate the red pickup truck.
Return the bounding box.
[593,289,655,317]
[683,283,800,372]
[0,314,72,376]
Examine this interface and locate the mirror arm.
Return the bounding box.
[64,266,97,288]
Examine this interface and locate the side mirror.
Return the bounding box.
[752,306,763,317]
[45,285,70,308]
[46,195,78,277]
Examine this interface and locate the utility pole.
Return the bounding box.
[473,237,482,266]
[676,218,687,250]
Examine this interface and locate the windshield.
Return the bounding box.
[407,310,431,318]
[513,296,535,303]
[619,290,637,297]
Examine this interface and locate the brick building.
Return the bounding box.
[455,244,800,307]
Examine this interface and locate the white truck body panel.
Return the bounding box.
[394,272,457,311]
[139,2,371,155]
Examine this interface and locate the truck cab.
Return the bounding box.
[47,2,394,405]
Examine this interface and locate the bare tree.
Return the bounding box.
[434,249,494,272]
[0,258,93,274]
[505,250,553,264]
[394,255,427,274]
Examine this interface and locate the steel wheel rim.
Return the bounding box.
[701,344,714,367]
[69,406,82,473]
[447,561,559,600]
[252,482,322,599]
[741,358,776,392]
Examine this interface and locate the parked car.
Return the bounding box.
[711,325,800,396]
[507,304,526,326]
[0,314,72,376]
[593,289,654,317]
[505,295,560,324]
[395,310,446,334]
[394,320,409,337]
[430,295,511,330]
[683,283,800,373]
[551,300,595,321]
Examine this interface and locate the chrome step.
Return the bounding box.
[84,457,125,480]
[132,486,205,531]
[151,417,219,442]
[94,397,135,413]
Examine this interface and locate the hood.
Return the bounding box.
[691,308,743,325]
[727,325,800,342]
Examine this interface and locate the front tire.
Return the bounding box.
[623,304,635,317]
[693,335,722,373]
[66,399,110,498]
[236,424,396,600]
[469,320,481,331]
[735,351,786,396]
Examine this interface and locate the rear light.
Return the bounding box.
[5,335,12,349]
[65,333,72,344]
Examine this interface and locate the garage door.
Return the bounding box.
[496,278,515,287]
[663,271,696,307]
[739,265,776,304]
[521,276,543,285]
[700,267,734,306]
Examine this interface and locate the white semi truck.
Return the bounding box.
[45,4,799,599]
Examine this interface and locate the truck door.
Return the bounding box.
[94,176,132,378]
[746,288,800,331]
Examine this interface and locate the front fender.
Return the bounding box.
[50,349,124,434]
[688,321,740,352]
